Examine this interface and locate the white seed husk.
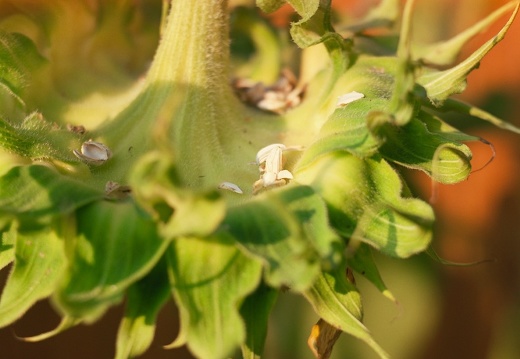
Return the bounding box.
[218,182,244,194]
[73,139,112,165]
[336,91,365,107]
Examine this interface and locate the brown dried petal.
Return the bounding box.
[307,319,342,359]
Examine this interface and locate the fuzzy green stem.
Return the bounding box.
[99,0,256,189]
[147,0,230,88]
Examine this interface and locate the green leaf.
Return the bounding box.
[115,257,171,359]
[0,31,46,111]
[288,0,342,48]
[303,264,389,359]
[351,200,433,259]
[296,153,434,258]
[345,0,400,32]
[230,7,282,84]
[0,226,66,328]
[291,55,405,168]
[386,0,417,126]
[130,152,226,240]
[19,317,81,342]
[166,236,263,359]
[255,0,287,13]
[412,1,520,66]
[296,98,386,171]
[289,0,350,76]
[0,165,103,223]
[417,1,519,106]
[378,113,474,184]
[0,113,83,162]
[224,185,343,291]
[425,246,493,266]
[54,200,169,321]
[440,98,520,135]
[417,109,481,142]
[0,117,33,157]
[240,283,278,359]
[347,244,396,302]
[287,0,320,21]
[0,223,15,270]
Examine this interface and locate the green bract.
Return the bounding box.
[0,0,519,358]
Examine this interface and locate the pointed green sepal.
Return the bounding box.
[115,257,171,359]
[412,1,520,66]
[240,283,279,359]
[18,316,81,342]
[303,264,389,359]
[417,1,519,106]
[347,244,396,302]
[441,98,520,134]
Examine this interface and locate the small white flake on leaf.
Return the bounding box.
[218,182,243,194]
[336,91,365,107]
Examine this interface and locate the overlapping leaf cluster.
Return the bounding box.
[0,0,519,358]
